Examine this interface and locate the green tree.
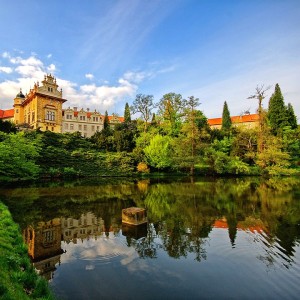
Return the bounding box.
[124,102,131,123]
[131,94,155,132]
[248,85,270,153]
[103,110,110,131]
[255,135,294,176]
[158,93,184,136]
[268,84,289,134]
[113,121,137,152]
[144,134,173,170]
[221,101,232,133]
[0,132,40,180]
[286,103,298,129]
[0,119,16,134]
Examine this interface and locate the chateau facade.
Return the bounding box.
[14,74,67,133]
[0,74,124,137]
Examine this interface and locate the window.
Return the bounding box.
[52,127,54,131]
[97,126,100,131]
[43,230,55,244]
[93,117,98,122]
[80,116,86,121]
[66,114,72,120]
[70,124,74,130]
[46,111,55,121]
[92,125,95,131]
[32,112,35,122]
[65,123,69,129]
[79,124,82,130]
[84,125,87,131]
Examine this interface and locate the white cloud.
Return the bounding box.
[85,73,94,80]
[47,54,52,59]
[0,53,143,112]
[2,52,10,59]
[47,64,56,72]
[0,67,13,74]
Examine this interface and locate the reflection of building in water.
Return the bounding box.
[61,212,105,243]
[214,217,268,246]
[23,218,64,280]
[214,217,267,233]
[23,212,122,280]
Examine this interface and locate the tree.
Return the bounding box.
[144,134,173,170]
[268,84,289,134]
[248,85,270,152]
[131,94,155,132]
[0,132,40,180]
[124,102,131,123]
[221,101,232,133]
[286,103,298,129]
[0,119,16,134]
[103,110,110,131]
[158,93,184,136]
[181,96,201,175]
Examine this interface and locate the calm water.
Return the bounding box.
[0,177,300,300]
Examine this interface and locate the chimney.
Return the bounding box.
[73,107,77,112]
[87,108,90,112]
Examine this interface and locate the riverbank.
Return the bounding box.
[0,202,54,299]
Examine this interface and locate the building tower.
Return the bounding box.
[13,74,67,132]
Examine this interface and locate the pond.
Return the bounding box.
[0,176,300,299]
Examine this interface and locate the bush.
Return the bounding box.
[137,162,150,173]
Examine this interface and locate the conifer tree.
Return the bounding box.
[221,101,232,132]
[268,84,289,134]
[286,103,298,129]
[103,110,109,130]
[124,102,131,123]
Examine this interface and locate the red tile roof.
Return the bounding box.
[0,109,14,119]
[108,116,124,122]
[208,114,259,126]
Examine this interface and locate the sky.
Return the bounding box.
[0,0,299,119]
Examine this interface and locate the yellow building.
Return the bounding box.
[13,74,67,133]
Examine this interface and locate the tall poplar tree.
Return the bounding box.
[221,101,232,133]
[124,102,131,123]
[103,110,110,130]
[268,84,289,134]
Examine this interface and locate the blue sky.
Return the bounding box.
[0,0,299,119]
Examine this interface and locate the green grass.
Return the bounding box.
[0,202,55,299]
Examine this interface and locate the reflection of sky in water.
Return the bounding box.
[50,227,300,300]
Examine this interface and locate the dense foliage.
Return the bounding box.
[0,202,54,299]
[0,87,299,182]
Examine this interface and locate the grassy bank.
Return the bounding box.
[0,202,54,300]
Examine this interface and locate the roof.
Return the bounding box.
[108,116,124,122]
[208,114,259,126]
[0,109,14,119]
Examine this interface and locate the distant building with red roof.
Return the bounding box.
[62,107,124,137]
[208,113,259,129]
[0,108,14,121]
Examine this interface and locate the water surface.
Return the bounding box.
[0,177,299,299]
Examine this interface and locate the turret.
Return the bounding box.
[13,89,25,124]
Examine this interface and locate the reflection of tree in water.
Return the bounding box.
[140,177,300,264]
[1,176,300,267]
[133,223,161,259]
